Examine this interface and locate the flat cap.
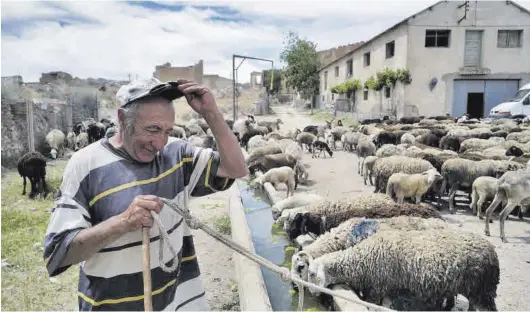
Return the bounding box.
[115,77,185,107]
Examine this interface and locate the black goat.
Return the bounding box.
[87,123,106,143]
[312,140,333,158]
[17,151,49,199]
[373,131,398,147]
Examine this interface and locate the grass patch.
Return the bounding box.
[1,160,78,311]
[212,214,231,236]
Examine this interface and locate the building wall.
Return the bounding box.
[406,0,530,117]
[202,74,232,90]
[153,60,203,83]
[351,23,409,116]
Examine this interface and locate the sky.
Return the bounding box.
[2,0,530,84]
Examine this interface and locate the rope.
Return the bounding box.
[150,197,394,312]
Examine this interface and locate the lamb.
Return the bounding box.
[250,166,297,198]
[17,151,49,199]
[439,158,525,213]
[270,193,324,220]
[245,144,283,165]
[372,156,434,193]
[296,132,317,152]
[400,132,416,145]
[386,168,443,204]
[341,131,359,152]
[356,138,376,175]
[311,140,333,158]
[290,216,448,286]
[75,132,89,151]
[362,155,378,185]
[283,194,443,240]
[307,229,499,311]
[45,129,66,159]
[326,126,348,149]
[484,169,530,243]
[470,176,500,218]
[65,131,76,150]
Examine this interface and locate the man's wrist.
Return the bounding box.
[111,214,132,235]
[202,109,224,123]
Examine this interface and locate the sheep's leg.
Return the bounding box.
[498,200,518,243]
[363,166,367,185]
[22,176,27,195]
[448,185,458,214]
[484,193,504,236]
[470,188,478,215]
[42,176,49,197]
[29,177,38,199]
[368,171,374,186]
[414,195,422,204]
[436,179,447,208]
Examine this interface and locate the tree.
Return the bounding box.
[262,69,283,95]
[280,31,320,101]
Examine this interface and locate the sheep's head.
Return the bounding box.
[505,145,524,157]
[422,168,443,185]
[307,259,329,295]
[291,251,312,283]
[50,148,58,159]
[287,213,326,240]
[249,176,263,188]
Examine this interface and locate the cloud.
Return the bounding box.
[2,0,530,84]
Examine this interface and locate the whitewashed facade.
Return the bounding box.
[317,0,530,119]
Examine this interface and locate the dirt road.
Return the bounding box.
[268,104,530,311]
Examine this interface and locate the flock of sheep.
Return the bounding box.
[16,117,115,199]
[204,113,529,311]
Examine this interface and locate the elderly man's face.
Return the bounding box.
[124,98,175,162]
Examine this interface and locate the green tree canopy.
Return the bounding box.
[280,31,320,100]
[262,69,283,95]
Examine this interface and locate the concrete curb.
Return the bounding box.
[256,173,370,311]
[227,182,272,311]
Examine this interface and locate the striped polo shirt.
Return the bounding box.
[43,137,235,311]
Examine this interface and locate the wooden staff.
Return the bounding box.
[142,227,153,311]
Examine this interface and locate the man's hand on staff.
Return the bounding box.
[120,195,163,231]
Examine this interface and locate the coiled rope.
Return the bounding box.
[149,197,394,312]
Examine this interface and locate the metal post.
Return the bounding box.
[26,100,35,152]
[232,55,236,121]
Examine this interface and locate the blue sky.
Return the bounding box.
[2,0,530,83]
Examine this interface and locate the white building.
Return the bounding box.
[317,0,530,119]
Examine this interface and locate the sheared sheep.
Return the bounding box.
[362,155,378,186]
[307,229,499,311]
[341,131,358,152]
[296,132,317,152]
[270,193,324,220]
[75,132,89,151]
[484,169,530,243]
[250,166,297,198]
[470,176,501,218]
[356,138,376,175]
[17,151,49,199]
[386,168,443,204]
[45,129,66,159]
[439,158,525,213]
[372,155,434,193]
[311,140,333,158]
[284,194,442,240]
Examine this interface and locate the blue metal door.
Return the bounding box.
[484,80,520,116]
[452,80,485,117]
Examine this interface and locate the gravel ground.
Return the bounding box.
[265,104,530,311]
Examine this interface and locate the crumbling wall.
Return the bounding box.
[1,98,29,168]
[153,60,203,83]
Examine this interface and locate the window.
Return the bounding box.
[385,87,391,98]
[334,66,339,77]
[332,93,335,100]
[324,71,328,90]
[363,89,368,100]
[425,30,450,47]
[321,95,325,102]
[386,41,395,58]
[497,30,522,48]
[364,52,371,66]
[346,59,353,77]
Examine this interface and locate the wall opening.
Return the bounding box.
[467,92,484,119]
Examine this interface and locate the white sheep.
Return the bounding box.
[307,229,500,311]
[400,132,416,145]
[46,129,65,159]
[375,144,406,158]
[75,132,89,151]
[270,193,324,219]
[484,168,530,243]
[66,131,76,150]
[250,166,297,198]
[386,168,443,204]
[470,176,500,218]
[291,216,448,283]
[362,155,378,186]
[247,135,266,151]
[284,141,303,161]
